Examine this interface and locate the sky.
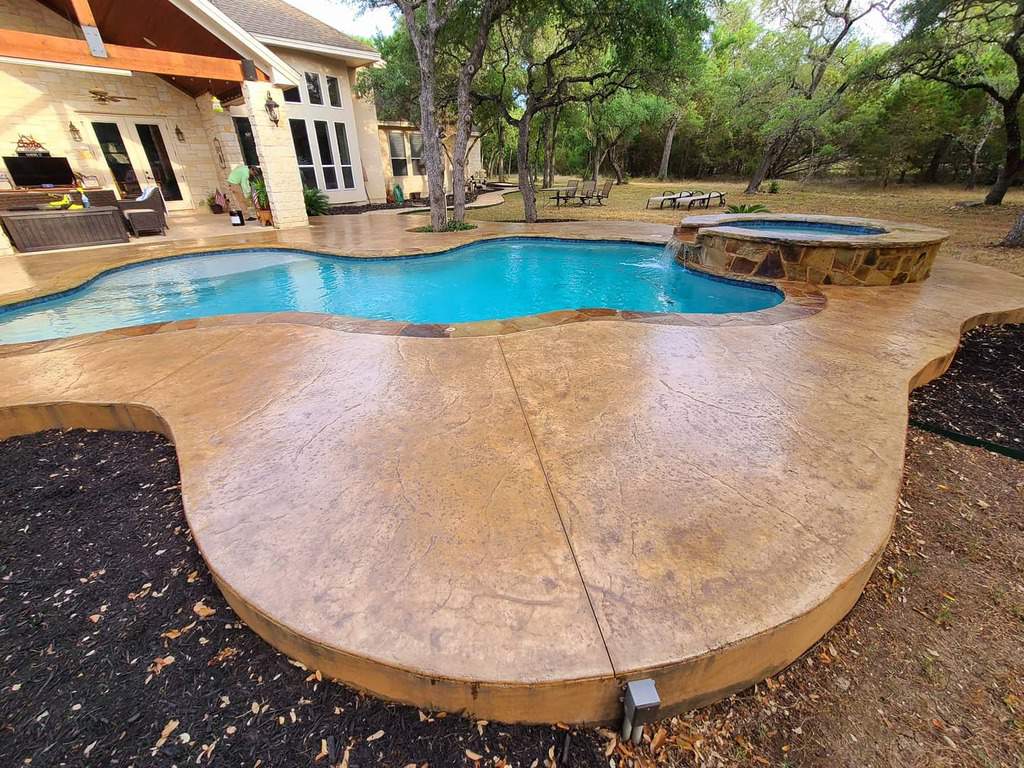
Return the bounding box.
[284,0,898,45]
[282,0,397,41]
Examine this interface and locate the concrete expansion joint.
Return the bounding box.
[495,336,617,678]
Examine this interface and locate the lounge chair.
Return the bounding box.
[684,191,727,210]
[116,186,168,234]
[550,179,579,207]
[577,179,597,205]
[594,179,614,205]
[645,190,691,209]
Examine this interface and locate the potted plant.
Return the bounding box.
[206,190,227,214]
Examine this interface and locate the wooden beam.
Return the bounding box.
[0,29,247,80]
[67,0,97,27]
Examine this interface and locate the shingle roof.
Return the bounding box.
[210,0,378,54]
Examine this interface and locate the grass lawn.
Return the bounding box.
[469,178,1024,277]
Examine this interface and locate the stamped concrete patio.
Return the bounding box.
[0,212,1021,724]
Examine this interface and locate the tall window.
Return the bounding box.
[304,72,323,105]
[232,117,260,170]
[388,131,407,176]
[289,118,317,188]
[334,123,355,189]
[409,132,425,176]
[326,75,342,108]
[282,86,301,104]
[314,120,338,190]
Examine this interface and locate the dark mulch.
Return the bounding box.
[327,201,425,215]
[0,429,604,767]
[909,323,1024,455]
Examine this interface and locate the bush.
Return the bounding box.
[303,187,330,216]
[726,203,770,213]
[767,180,781,194]
[412,220,477,232]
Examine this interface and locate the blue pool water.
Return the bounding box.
[721,219,886,237]
[0,238,782,343]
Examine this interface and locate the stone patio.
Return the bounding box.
[0,214,1021,724]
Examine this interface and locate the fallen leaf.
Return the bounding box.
[315,738,329,762]
[152,719,179,753]
[650,726,667,752]
[148,655,175,676]
[366,729,385,742]
[208,647,240,666]
[466,749,483,761]
[192,600,216,618]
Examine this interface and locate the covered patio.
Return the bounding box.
[0,0,310,255]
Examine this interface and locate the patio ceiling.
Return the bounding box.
[1,0,274,98]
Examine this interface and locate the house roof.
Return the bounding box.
[209,0,378,55]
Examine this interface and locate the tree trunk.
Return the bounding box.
[746,135,785,194]
[1001,210,1024,245]
[922,135,950,183]
[517,110,538,223]
[542,108,559,188]
[657,115,678,181]
[410,44,447,231]
[610,145,624,184]
[985,101,1022,205]
[451,79,474,222]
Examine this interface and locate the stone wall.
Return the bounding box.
[239,82,308,229]
[0,0,224,209]
[679,233,940,286]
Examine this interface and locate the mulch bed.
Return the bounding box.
[909,323,1024,456]
[0,430,604,767]
[327,202,425,215]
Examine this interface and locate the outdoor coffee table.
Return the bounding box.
[0,206,129,252]
[123,208,166,236]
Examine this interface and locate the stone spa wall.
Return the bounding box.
[674,224,944,287]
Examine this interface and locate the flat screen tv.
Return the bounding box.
[4,156,75,187]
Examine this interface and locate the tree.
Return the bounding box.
[888,0,1024,204]
[744,0,887,193]
[362,0,511,229]
[476,0,706,222]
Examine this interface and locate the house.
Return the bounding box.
[0,0,469,255]
[379,120,484,201]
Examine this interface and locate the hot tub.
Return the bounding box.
[673,213,949,286]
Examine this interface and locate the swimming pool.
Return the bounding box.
[0,238,783,344]
[719,219,887,237]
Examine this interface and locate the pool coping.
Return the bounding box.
[0,239,825,352]
[678,213,949,248]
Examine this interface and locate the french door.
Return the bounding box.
[87,117,193,210]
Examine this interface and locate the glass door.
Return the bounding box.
[133,123,184,204]
[91,121,142,199]
[88,118,193,210]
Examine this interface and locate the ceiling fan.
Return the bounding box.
[89,89,138,104]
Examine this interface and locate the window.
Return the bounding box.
[304,72,323,105]
[289,118,317,188]
[282,86,301,104]
[232,117,260,170]
[326,75,342,108]
[409,132,425,176]
[388,131,408,176]
[314,120,338,190]
[334,123,355,189]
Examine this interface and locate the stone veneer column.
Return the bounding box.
[0,225,14,256]
[195,92,246,193]
[239,81,308,230]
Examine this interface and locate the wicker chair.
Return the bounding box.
[115,186,168,235]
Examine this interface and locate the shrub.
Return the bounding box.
[726,203,770,213]
[767,180,781,194]
[412,220,477,232]
[303,187,330,216]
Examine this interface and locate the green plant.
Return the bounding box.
[726,203,770,213]
[767,180,781,194]
[303,187,330,216]
[252,178,269,210]
[412,220,477,232]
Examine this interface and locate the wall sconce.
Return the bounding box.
[265,92,280,126]
[68,121,82,142]
[175,125,185,142]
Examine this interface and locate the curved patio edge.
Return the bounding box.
[1,294,1021,724]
